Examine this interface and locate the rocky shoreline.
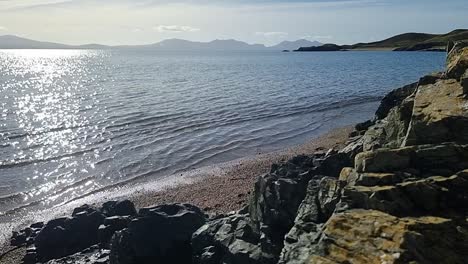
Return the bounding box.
[3,41,468,264]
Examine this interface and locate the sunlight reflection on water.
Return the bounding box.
[0,49,111,208]
[0,50,445,223]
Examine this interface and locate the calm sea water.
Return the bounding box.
[0,50,445,218]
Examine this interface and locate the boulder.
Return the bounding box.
[446,41,468,80]
[306,209,468,264]
[98,216,132,248]
[35,209,105,262]
[101,200,137,217]
[374,82,417,120]
[404,79,468,146]
[362,96,414,151]
[109,203,206,264]
[279,177,345,264]
[192,212,273,264]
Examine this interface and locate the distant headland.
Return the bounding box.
[296,29,468,52]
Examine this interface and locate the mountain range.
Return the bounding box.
[0,35,322,51]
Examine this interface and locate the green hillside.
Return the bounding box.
[350,29,468,51]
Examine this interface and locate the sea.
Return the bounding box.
[0,49,445,238]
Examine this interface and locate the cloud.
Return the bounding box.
[255,31,288,37]
[313,35,333,39]
[155,25,201,33]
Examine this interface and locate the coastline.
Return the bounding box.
[128,125,353,214]
[0,125,353,262]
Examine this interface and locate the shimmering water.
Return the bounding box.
[0,49,444,218]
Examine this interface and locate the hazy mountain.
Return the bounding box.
[269,39,322,50]
[0,35,71,49]
[139,38,267,51]
[0,35,323,51]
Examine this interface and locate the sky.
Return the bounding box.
[0,0,467,46]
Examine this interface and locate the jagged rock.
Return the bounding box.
[342,170,468,217]
[192,213,273,264]
[279,177,345,264]
[362,96,414,151]
[355,143,468,176]
[98,216,132,248]
[418,71,444,86]
[248,152,351,260]
[354,120,374,131]
[101,200,137,217]
[44,246,110,264]
[35,208,105,262]
[339,136,364,161]
[374,82,418,120]
[305,209,468,264]
[446,41,468,80]
[109,203,206,264]
[404,79,468,145]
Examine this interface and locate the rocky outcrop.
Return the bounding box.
[306,210,468,264]
[279,41,468,263]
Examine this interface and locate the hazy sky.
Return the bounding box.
[0,0,467,45]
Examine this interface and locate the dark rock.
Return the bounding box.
[279,177,345,264]
[355,120,374,131]
[44,247,110,264]
[35,209,105,262]
[98,216,131,248]
[101,200,137,217]
[374,81,418,120]
[109,203,206,264]
[192,213,273,264]
[418,72,444,86]
[73,204,99,216]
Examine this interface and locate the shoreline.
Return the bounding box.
[0,125,353,260]
[127,125,353,214]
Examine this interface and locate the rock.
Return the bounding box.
[98,216,131,248]
[418,71,444,86]
[305,209,468,264]
[279,177,345,264]
[73,204,99,216]
[101,200,137,217]
[35,209,105,262]
[354,143,468,175]
[44,246,110,264]
[446,41,468,80]
[404,79,468,145]
[342,170,468,217]
[462,69,468,93]
[192,213,273,264]
[354,120,374,131]
[109,203,206,264]
[374,82,418,120]
[362,95,414,151]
